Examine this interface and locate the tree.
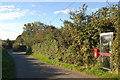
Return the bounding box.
[6,39,12,49]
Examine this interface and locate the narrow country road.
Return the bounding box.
[8,50,94,79]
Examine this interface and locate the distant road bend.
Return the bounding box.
[8,50,94,79]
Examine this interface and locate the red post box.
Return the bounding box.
[94,49,99,58]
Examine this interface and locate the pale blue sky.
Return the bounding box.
[0,2,118,40]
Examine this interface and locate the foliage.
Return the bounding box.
[2,47,16,79]
[2,47,7,55]
[2,39,13,49]
[13,43,26,52]
[12,43,20,51]
[110,3,120,74]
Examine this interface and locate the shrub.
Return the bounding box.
[13,43,20,51]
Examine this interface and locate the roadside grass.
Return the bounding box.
[85,65,119,79]
[2,51,16,79]
[32,53,119,79]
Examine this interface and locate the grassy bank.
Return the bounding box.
[2,51,16,79]
[32,53,119,79]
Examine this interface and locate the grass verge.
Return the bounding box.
[32,53,119,79]
[2,51,16,79]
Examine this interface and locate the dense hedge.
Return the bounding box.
[13,43,26,52]
[32,27,98,67]
[111,5,120,74]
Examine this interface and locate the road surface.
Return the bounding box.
[8,50,94,79]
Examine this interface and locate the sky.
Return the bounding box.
[0,1,118,40]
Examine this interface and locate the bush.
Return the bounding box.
[26,46,32,54]
[13,43,26,52]
[13,43,20,51]
[2,50,16,78]
[2,47,7,54]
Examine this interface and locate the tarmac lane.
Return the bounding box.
[7,50,94,79]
